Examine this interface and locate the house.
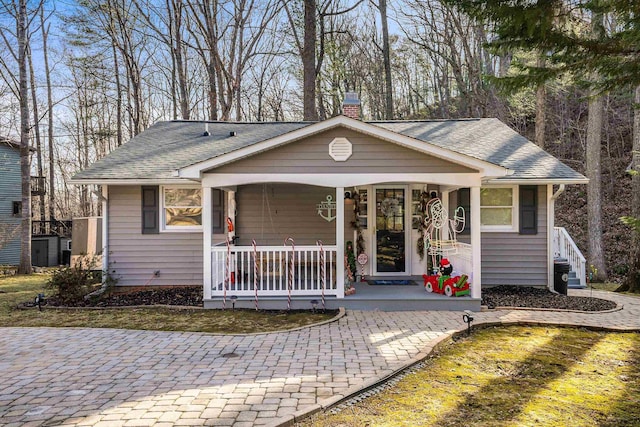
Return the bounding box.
[0,137,22,266]
[0,136,72,268]
[70,95,587,311]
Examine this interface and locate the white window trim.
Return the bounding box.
[480,185,518,232]
[160,185,203,232]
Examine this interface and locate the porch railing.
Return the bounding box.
[211,244,338,297]
[448,242,473,283]
[553,227,587,288]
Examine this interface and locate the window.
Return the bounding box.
[12,201,22,217]
[161,186,202,231]
[356,189,368,229]
[480,186,517,231]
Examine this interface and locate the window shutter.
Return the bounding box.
[519,186,538,235]
[458,188,470,235]
[141,186,159,234]
[212,189,225,234]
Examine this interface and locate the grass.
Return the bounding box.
[299,326,640,427]
[0,274,336,334]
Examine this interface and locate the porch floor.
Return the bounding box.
[205,276,481,311]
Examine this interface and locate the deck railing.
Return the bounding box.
[553,227,587,287]
[211,244,338,297]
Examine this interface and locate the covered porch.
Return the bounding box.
[201,180,484,311]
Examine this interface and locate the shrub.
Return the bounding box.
[47,256,101,304]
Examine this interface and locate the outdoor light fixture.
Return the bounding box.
[462,310,474,336]
[230,295,238,311]
[310,299,319,313]
[34,293,45,311]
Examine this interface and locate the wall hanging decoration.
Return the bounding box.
[351,191,366,256]
[317,195,337,222]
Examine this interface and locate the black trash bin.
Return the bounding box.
[553,259,570,295]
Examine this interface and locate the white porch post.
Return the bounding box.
[441,189,450,240]
[336,187,345,298]
[101,185,108,282]
[470,185,482,299]
[203,186,212,300]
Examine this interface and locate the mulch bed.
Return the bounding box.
[47,286,203,308]
[482,285,618,311]
[41,284,619,312]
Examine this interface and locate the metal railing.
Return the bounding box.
[32,220,72,237]
[30,176,46,195]
[553,227,587,287]
[211,244,338,297]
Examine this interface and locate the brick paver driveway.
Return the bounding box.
[1,289,639,427]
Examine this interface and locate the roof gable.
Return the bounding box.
[178,116,507,179]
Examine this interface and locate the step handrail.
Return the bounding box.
[553,227,587,287]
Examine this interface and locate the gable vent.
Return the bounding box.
[329,137,352,161]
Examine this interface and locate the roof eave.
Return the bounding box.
[67,177,200,186]
[484,177,589,185]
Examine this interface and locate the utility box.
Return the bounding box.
[553,259,570,295]
[71,217,103,269]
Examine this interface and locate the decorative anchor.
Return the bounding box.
[317,195,337,222]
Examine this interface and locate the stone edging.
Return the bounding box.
[482,304,623,314]
[272,316,640,427]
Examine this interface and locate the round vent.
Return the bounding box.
[329,137,352,161]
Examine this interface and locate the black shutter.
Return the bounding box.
[141,186,159,234]
[458,188,470,235]
[519,186,538,235]
[212,189,225,234]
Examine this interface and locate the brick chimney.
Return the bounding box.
[342,92,361,120]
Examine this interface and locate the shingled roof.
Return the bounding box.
[71,117,586,183]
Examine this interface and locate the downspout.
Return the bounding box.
[547,184,565,290]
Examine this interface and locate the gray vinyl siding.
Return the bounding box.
[235,183,336,246]
[482,185,547,286]
[108,186,203,286]
[0,143,21,265]
[214,128,477,174]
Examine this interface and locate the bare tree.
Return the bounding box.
[534,56,546,148]
[17,0,32,274]
[585,10,607,281]
[40,6,56,220]
[377,0,393,119]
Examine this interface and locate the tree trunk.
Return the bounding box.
[18,0,32,274]
[586,10,607,282]
[379,0,393,119]
[28,45,46,222]
[586,90,607,281]
[41,9,55,222]
[535,56,546,149]
[303,0,318,121]
[618,85,640,292]
[112,43,123,146]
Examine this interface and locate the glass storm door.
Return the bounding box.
[375,188,406,273]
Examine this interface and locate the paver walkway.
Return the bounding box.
[1,289,639,427]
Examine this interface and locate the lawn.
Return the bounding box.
[299,326,640,427]
[0,274,336,334]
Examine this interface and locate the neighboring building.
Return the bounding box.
[0,137,21,265]
[70,95,587,311]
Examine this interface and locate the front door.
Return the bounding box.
[375,187,407,274]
